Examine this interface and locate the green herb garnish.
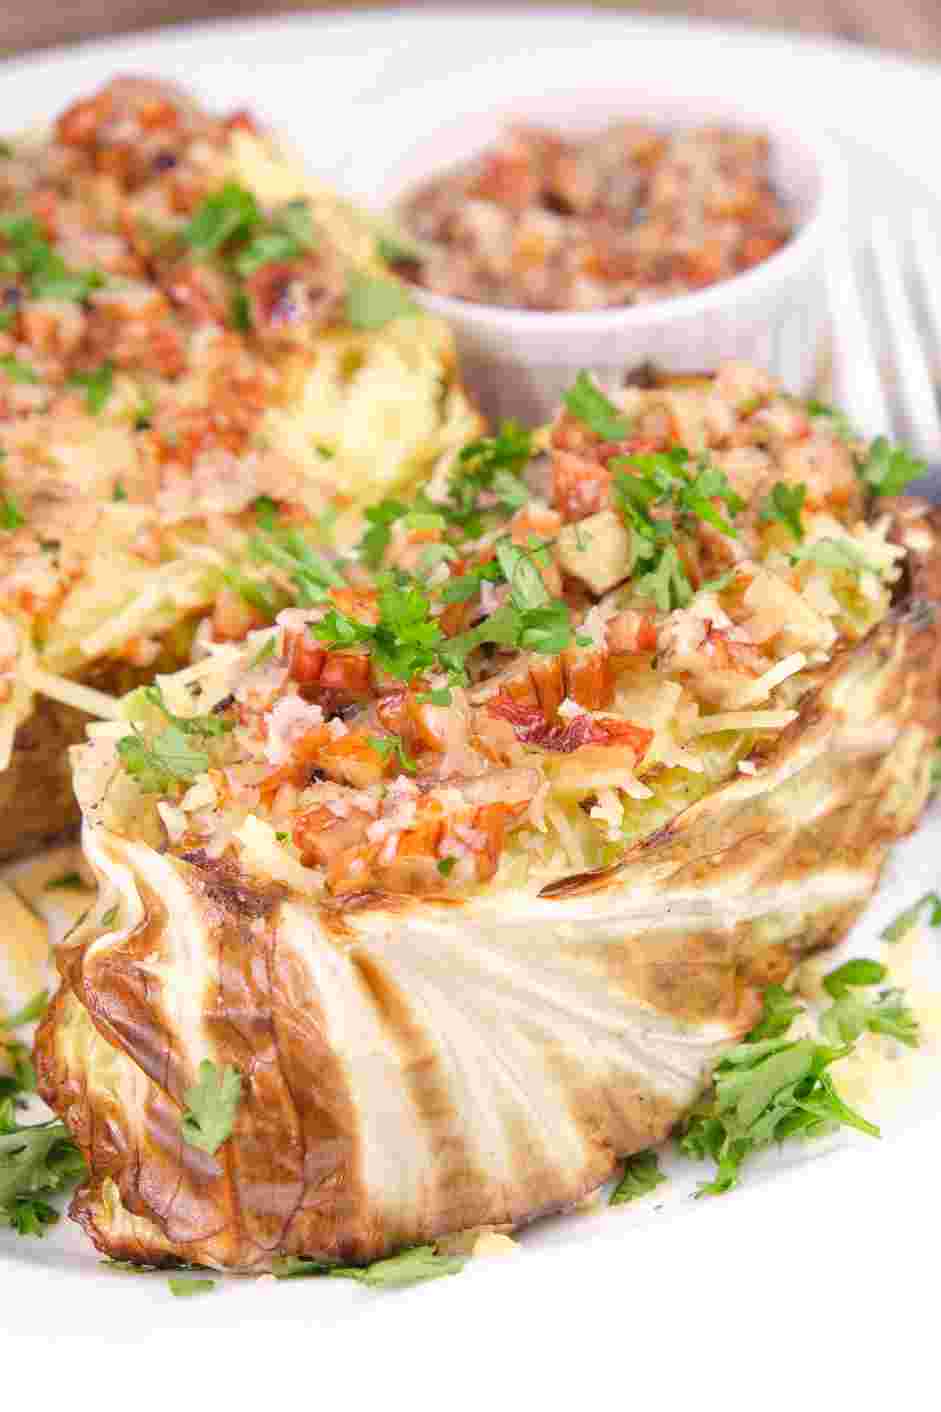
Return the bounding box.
[368,733,418,775]
[183,183,261,255]
[0,355,37,384]
[0,1102,86,1237]
[168,1277,217,1297]
[0,495,25,530]
[857,436,926,496]
[609,1149,667,1205]
[272,1245,466,1288]
[45,872,85,892]
[760,481,806,542]
[790,538,881,575]
[67,359,113,414]
[0,990,48,1030]
[180,1060,242,1156]
[345,273,418,330]
[116,727,210,793]
[564,371,631,440]
[882,892,941,943]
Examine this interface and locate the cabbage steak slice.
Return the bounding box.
[35,500,941,1271]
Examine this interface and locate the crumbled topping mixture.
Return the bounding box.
[0,77,457,699]
[397,124,792,310]
[96,361,914,899]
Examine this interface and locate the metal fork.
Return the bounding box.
[827,213,941,501]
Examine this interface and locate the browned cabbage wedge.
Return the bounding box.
[35,501,941,1271]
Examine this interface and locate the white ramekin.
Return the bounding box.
[344,61,845,424]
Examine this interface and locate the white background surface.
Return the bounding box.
[1,11,940,1403]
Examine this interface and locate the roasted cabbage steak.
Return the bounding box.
[35,499,941,1270]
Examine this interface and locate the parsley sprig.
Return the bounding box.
[882,892,941,944]
[857,436,926,496]
[249,510,346,606]
[0,213,104,303]
[116,685,231,794]
[272,1244,466,1288]
[445,421,533,537]
[609,1149,667,1205]
[678,960,918,1195]
[180,1060,242,1156]
[564,371,632,441]
[0,1103,86,1237]
[611,446,743,611]
[67,359,113,415]
[760,481,806,541]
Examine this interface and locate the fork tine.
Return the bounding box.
[825,244,892,441]
[870,218,941,458]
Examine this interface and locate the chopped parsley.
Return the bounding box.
[116,686,232,793]
[136,684,232,738]
[116,726,210,793]
[183,183,261,256]
[609,1149,667,1205]
[436,856,457,877]
[368,733,417,775]
[100,906,119,929]
[345,273,418,330]
[438,421,533,537]
[222,566,282,620]
[272,1245,466,1288]
[168,1277,217,1297]
[743,984,802,1042]
[67,359,113,415]
[610,446,745,610]
[235,199,317,276]
[820,958,919,1048]
[253,494,279,531]
[0,213,104,303]
[564,371,631,440]
[230,288,252,331]
[250,523,346,605]
[112,481,128,502]
[677,961,917,1195]
[376,230,427,266]
[857,436,926,496]
[249,634,278,669]
[790,538,881,575]
[313,576,442,682]
[45,871,85,892]
[417,687,453,707]
[358,498,409,569]
[806,398,856,442]
[1,990,48,1030]
[634,543,693,613]
[0,355,37,384]
[882,892,941,943]
[0,1100,86,1237]
[0,494,25,530]
[759,481,806,541]
[180,1061,242,1156]
[134,391,155,430]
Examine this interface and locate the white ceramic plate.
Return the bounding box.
[2,11,940,1400]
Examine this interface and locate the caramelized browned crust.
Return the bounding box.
[35,500,941,1270]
